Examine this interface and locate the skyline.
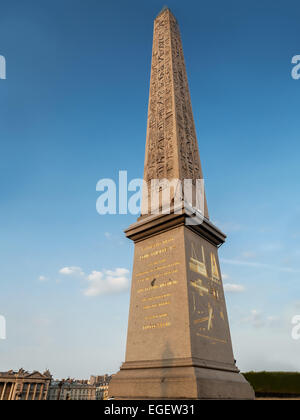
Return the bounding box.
[0,0,300,378]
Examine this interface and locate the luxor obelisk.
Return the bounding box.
[109,8,254,399]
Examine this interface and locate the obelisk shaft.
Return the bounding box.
[143,9,208,218]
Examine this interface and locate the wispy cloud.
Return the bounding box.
[243,310,265,328]
[84,268,130,297]
[224,283,245,293]
[217,221,243,233]
[267,316,280,327]
[294,301,300,310]
[242,310,281,329]
[221,258,300,273]
[38,275,47,282]
[260,242,283,252]
[241,251,256,259]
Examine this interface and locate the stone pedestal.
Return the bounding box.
[109,213,254,400]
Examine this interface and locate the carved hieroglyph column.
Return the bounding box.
[109,8,254,400]
[141,8,208,217]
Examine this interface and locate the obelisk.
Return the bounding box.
[109,8,254,400]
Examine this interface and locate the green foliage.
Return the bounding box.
[243,371,300,395]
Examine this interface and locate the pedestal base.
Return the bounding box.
[109,360,255,400]
[110,213,255,401]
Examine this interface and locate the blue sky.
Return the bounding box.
[0,0,300,378]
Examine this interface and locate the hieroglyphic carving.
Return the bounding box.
[143,9,205,211]
[144,13,173,186]
[169,15,202,182]
[143,10,203,190]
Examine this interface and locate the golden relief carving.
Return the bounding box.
[211,253,221,284]
[190,279,209,296]
[193,303,214,331]
[191,289,227,343]
[195,334,227,345]
[189,243,208,277]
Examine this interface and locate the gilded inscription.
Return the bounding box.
[142,238,175,251]
[142,293,171,303]
[143,301,170,310]
[139,244,176,261]
[138,279,178,294]
[146,258,166,268]
[136,262,180,282]
[136,233,180,334]
[144,313,168,321]
[142,322,171,331]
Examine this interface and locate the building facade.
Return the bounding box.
[89,374,112,400]
[48,380,96,400]
[0,369,52,400]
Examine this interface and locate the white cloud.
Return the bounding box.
[84,268,130,297]
[59,266,84,276]
[104,232,112,239]
[38,275,47,282]
[222,273,230,280]
[224,283,245,293]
